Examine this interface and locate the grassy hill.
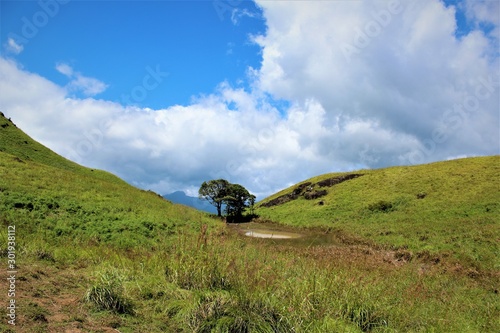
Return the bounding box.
[0,114,219,331]
[0,113,210,248]
[256,156,500,270]
[0,112,126,185]
[0,112,499,332]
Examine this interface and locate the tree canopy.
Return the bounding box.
[198,179,229,217]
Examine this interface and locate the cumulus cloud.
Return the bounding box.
[0,57,333,198]
[463,0,500,45]
[253,0,499,165]
[0,0,499,199]
[55,62,108,96]
[464,0,500,27]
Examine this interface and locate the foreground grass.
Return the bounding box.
[0,228,498,332]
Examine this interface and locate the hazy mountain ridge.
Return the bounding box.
[163,190,217,214]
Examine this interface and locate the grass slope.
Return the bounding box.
[0,113,498,332]
[256,156,500,270]
[0,113,208,247]
[0,113,125,185]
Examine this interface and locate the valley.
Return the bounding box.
[0,114,498,332]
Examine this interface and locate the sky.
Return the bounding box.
[0,0,499,200]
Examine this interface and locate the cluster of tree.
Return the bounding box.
[198,179,256,221]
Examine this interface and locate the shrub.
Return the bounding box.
[368,200,394,213]
[416,192,427,199]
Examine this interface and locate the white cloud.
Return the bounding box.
[55,63,74,77]
[55,62,108,96]
[230,7,260,25]
[69,75,108,96]
[253,0,499,166]
[4,38,24,55]
[0,57,334,198]
[463,0,500,44]
[0,0,498,199]
[464,0,500,26]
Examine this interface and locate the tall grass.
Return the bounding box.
[84,269,135,315]
[2,206,498,332]
[101,228,495,332]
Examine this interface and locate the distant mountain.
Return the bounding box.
[163,191,217,214]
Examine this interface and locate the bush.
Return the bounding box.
[416,192,427,199]
[368,200,394,213]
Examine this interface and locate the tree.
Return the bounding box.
[223,183,253,219]
[198,179,229,217]
[248,194,256,215]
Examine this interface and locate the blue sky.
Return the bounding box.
[0,0,499,199]
[2,0,265,108]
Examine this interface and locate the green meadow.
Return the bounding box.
[0,113,499,332]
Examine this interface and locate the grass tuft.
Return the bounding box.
[84,270,135,315]
[175,290,293,333]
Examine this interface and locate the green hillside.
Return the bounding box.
[0,113,126,185]
[0,113,498,332]
[256,156,500,270]
[0,113,208,247]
